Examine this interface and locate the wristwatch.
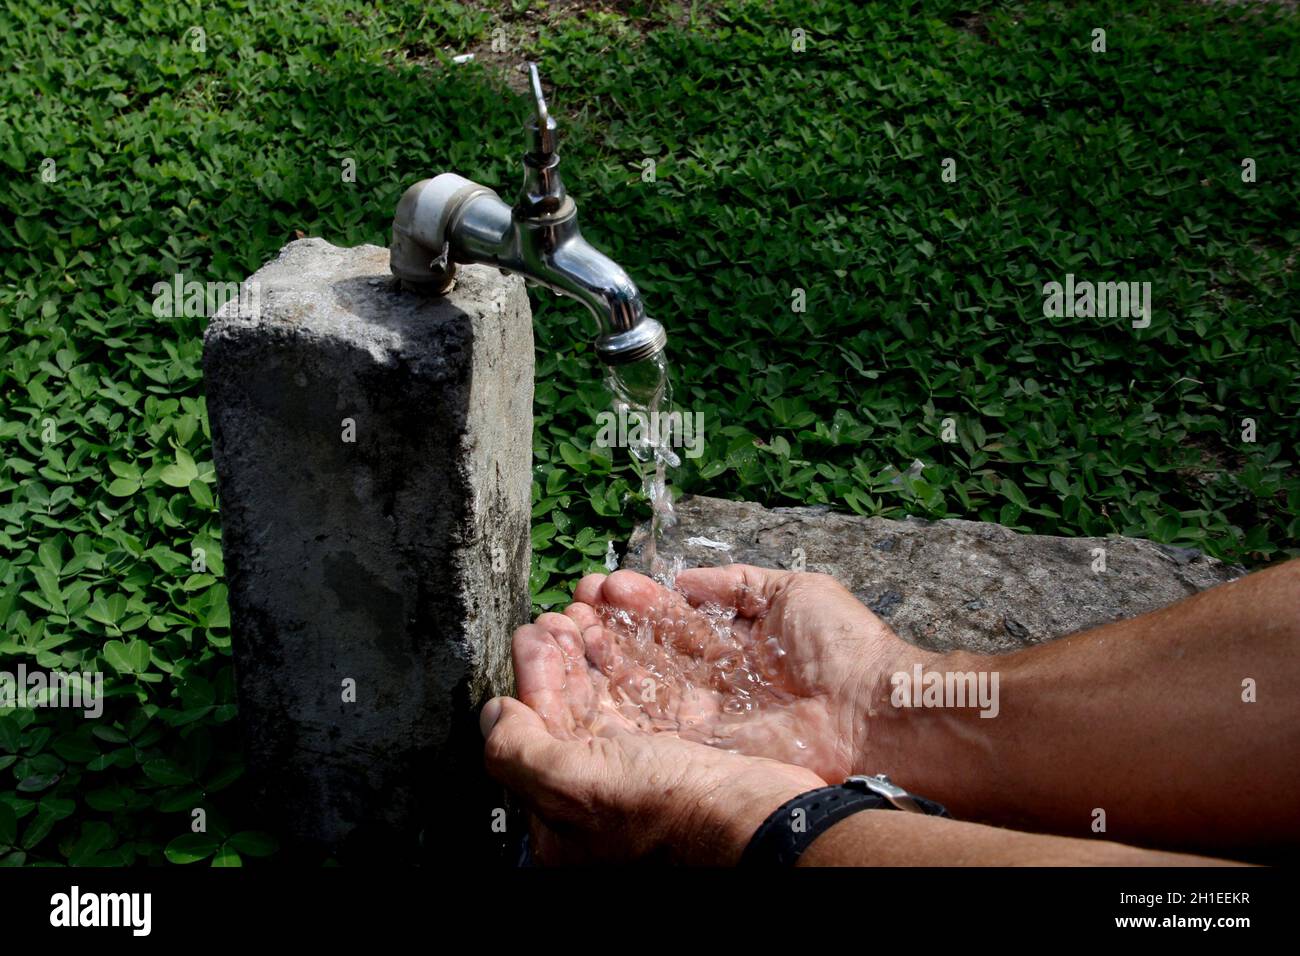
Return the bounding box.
[739,774,950,866]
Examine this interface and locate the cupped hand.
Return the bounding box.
[482,605,824,864]
[564,565,923,781]
[481,565,926,863]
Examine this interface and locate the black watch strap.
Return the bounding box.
[740,775,949,867]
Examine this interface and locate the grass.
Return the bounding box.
[0,0,1296,864]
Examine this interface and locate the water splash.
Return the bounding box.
[589,600,790,737]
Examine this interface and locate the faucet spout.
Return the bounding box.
[389,64,666,366]
[548,232,645,333]
[507,211,667,364]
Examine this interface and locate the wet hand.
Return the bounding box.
[481,612,824,864]
[563,566,922,781]
[481,566,924,863]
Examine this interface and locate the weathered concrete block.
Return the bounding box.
[627,495,1241,654]
[203,238,532,860]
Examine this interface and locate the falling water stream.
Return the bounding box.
[582,352,819,766]
[604,352,681,586]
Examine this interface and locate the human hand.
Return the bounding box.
[563,565,925,781]
[481,565,928,863]
[481,612,825,864]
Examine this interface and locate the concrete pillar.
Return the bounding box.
[203,238,532,862]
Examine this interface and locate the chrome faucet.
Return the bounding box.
[390,64,667,366]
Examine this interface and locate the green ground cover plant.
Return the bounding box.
[0,0,1296,864]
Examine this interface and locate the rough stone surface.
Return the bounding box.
[626,495,1243,654]
[203,238,531,860]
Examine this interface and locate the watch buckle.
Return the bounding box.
[845,774,925,813]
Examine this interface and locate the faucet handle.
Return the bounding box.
[518,63,568,217]
[525,63,558,157]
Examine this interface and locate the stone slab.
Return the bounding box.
[627,495,1242,654]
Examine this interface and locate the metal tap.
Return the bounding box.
[390,64,667,366]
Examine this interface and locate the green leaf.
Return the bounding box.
[17,774,58,793]
[1000,478,1030,509]
[108,460,142,481]
[0,716,20,753]
[53,735,100,764]
[157,787,204,813]
[106,477,141,496]
[103,640,134,673]
[91,726,130,745]
[0,803,16,847]
[40,797,76,820]
[69,821,115,866]
[21,812,57,850]
[558,442,589,473]
[31,567,64,613]
[88,594,128,628]
[160,449,199,488]
[211,846,243,867]
[143,759,192,786]
[127,639,151,673]
[164,833,220,864]
[189,479,214,508]
[37,540,63,575]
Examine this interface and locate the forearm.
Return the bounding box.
[693,773,1238,866]
[795,807,1240,866]
[870,559,1300,854]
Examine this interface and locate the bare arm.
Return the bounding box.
[868,559,1300,857]
[681,766,1239,866]
[795,807,1238,866]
